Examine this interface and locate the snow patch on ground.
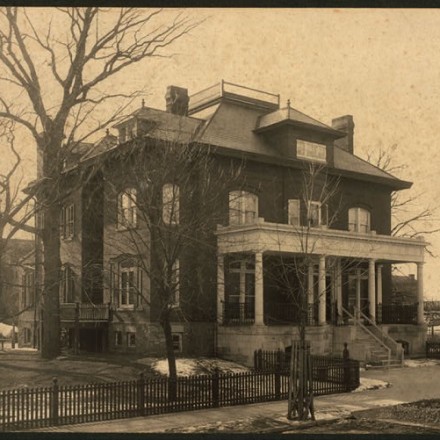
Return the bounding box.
[152,358,250,376]
[353,377,390,392]
[404,358,440,368]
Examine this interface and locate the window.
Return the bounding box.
[114,331,123,346]
[288,199,300,226]
[60,204,75,239]
[22,271,35,308]
[348,207,371,233]
[171,260,180,307]
[119,126,127,143]
[23,328,32,345]
[36,211,44,232]
[127,332,136,347]
[111,257,142,310]
[307,201,328,227]
[227,258,255,320]
[120,267,136,308]
[162,183,180,225]
[117,188,137,229]
[60,265,75,303]
[297,140,327,162]
[229,190,258,225]
[172,334,182,352]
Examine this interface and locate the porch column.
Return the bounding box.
[254,252,264,325]
[318,256,326,325]
[355,268,361,320]
[217,255,225,324]
[417,262,425,325]
[307,262,314,324]
[336,259,343,321]
[368,259,376,323]
[376,265,383,323]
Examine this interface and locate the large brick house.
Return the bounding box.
[25,81,426,365]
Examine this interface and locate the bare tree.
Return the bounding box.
[265,163,341,421]
[97,133,241,398]
[367,145,439,254]
[0,121,36,318]
[0,7,200,358]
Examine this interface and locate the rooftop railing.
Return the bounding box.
[189,80,280,113]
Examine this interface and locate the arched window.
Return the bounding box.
[117,188,137,229]
[162,183,180,224]
[229,190,258,225]
[348,207,371,233]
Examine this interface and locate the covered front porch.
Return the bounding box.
[215,220,426,364]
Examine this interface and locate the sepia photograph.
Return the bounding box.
[1,6,440,435]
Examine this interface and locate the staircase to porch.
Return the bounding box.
[342,306,404,368]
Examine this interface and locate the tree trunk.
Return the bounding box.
[40,142,62,359]
[161,311,177,401]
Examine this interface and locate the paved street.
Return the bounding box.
[28,364,440,433]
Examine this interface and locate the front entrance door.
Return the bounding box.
[348,271,369,317]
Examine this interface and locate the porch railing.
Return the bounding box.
[222,301,254,325]
[381,304,418,325]
[60,303,110,322]
[357,307,404,366]
[341,306,392,367]
[264,303,318,326]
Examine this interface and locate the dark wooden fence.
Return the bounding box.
[253,349,360,394]
[0,355,360,432]
[0,370,288,431]
[426,341,440,359]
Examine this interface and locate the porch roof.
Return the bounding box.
[216,220,426,264]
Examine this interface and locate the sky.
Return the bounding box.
[3,8,440,299]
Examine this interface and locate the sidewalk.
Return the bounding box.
[29,364,440,433]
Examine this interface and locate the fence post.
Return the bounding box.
[212,368,220,408]
[343,342,352,391]
[137,372,145,416]
[275,365,281,400]
[51,378,59,425]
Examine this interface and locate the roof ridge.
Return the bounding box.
[287,105,336,130]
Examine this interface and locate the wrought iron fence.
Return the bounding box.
[222,301,255,325]
[426,341,440,359]
[381,304,418,324]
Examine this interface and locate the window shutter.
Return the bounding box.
[110,263,119,308]
[71,203,75,237]
[322,204,329,226]
[60,208,65,238]
[137,264,143,308]
[288,199,300,226]
[21,274,26,308]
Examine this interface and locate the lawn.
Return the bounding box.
[0,348,250,391]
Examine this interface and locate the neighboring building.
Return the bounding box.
[0,238,35,346]
[30,81,426,364]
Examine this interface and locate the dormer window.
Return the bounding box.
[297,140,327,163]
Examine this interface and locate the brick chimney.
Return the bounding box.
[165,86,189,116]
[332,115,355,154]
